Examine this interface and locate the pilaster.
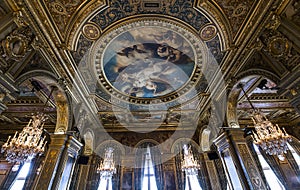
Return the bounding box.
[33,134,68,190]
[51,135,82,190]
[203,152,222,190]
[214,128,268,190]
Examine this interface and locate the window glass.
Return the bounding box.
[142,146,158,190]
[98,177,112,190]
[58,156,75,190]
[185,174,202,190]
[287,143,300,168]
[9,161,31,190]
[253,144,285,190]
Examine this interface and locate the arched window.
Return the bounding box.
[253,144,285,190]
[142,146,158,190]
[135,142,163,190]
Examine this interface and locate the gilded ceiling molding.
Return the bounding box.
[0,26,34,62]
[81,22,102,41]
[40,0,106,47]
[65,0,107,50]
[210,0,258,42]
[265,14,281,30]
[196,0,231,50]
[13,11,28,27]
[73,0,224,65]
[221,0,279,82]
[226,85,242,128]
[13,0,75,89]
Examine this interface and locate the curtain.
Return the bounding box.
[191,146,207,190]
[152,146,163,190]
[175,147,185,190]
[135,146,144,190]
[111,145,121,190]
[23,156,45,190]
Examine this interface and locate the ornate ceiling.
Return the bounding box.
[0,0,299,146]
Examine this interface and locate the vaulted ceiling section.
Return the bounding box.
[0,0,299,146]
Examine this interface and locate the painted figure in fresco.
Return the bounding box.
[103,28,195,98]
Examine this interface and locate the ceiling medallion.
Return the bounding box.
[82,22,101,40]
[199,24,217,41]
[92,18,207,105]
[267,36,290,57]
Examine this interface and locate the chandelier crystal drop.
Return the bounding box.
[97,147,116,179]
[251,110,292,156]
[181,144,200,176]
[1,113,47,163]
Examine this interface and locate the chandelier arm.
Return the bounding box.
[237,83,256,111]
[42,86,56,111]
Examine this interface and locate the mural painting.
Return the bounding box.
[103,27,195,98]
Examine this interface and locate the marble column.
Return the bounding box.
[213,128,268,190]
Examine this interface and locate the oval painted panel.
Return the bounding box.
[102,26,196,98]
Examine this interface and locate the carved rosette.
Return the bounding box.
[82,22,101,40]
[199,24,218,41]
[267,36,290,58]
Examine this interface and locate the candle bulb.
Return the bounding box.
[6,136,11,143]
[27,119,32,127]
[13,131,17,139]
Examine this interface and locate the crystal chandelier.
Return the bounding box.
[238,83,292,157]
[181,144,200,175]
[251,111,292,156]
[97,147,116,179]
[1,113,47,163]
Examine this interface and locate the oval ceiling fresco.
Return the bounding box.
[92,18,207,105]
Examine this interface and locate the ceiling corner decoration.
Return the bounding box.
[72,0,225,65]
[213,0,255,37]
[89,18,208,109]
[41,0,106,45]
